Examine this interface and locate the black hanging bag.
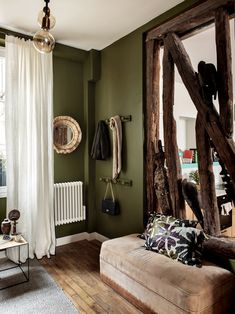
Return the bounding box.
[101,182,120,215]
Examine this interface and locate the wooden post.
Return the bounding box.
[215,8,233,138]
[203,236,235,259]
[196,115,221,235]
[164,33,235,186]
[162,45,185,219]
[145,40,161,214]
[154,140,173,215]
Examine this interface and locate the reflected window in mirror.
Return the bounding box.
[53,116,82,154]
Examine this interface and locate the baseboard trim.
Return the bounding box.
[88,232,109,242]
[56,232,109,247]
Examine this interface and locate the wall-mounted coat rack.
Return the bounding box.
[105,115,132,124]
[99,177,132,187]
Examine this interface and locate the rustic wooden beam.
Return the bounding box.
[162,46,185,219]
[215,8,233,138]
[196,115,220,236]
[145,40,161,214]
[203,236,235,259]
[147,0,234,41]
[164,33,235,186]
[154,140,173,216]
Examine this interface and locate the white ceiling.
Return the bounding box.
[0,0,183,51]
[177,20,235,88]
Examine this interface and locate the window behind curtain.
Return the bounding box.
[0,47,6,197]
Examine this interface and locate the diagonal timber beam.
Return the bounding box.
[163,46,185,219]
[196,115,220,236]
[164,33,235,185]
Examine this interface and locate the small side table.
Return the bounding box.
[0,235,29,290]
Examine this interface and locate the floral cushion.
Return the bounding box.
[145,223,205,267]
[140,213,198,240]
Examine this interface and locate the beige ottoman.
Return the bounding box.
[100,234,235,314]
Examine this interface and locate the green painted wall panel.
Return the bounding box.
[95,31,144,238]
[53,55,87,238]
[55,221,87,238]
[94,0,202,238]
[0,0,202,239]
[53,57,85,184]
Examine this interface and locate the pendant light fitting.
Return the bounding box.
[33,0,56,54]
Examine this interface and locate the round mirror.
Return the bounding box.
[53,116,82,154]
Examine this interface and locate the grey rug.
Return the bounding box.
[0,258,79,314]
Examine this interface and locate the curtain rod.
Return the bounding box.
[0,29,32,41]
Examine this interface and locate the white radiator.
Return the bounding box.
[54,181,86,226]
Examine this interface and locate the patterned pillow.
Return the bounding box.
[145,223,205,267]
[140,213,198,240]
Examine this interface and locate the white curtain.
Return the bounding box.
[5,35,55,260]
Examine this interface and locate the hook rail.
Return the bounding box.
[99,177,132,187]
[105,115,132,124]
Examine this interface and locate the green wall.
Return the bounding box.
[53,47,87,238]
[53,47,100,237]
[53,56,84,184]
[94,0,201,238]
[0,0,201,239]
[95,33,144,238]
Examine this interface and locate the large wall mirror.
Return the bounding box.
[53,116,82,154]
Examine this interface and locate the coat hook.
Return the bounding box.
[99,177,132,186]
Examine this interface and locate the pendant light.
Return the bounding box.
[33,0,56,54]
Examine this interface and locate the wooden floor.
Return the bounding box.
[40,240,142,314]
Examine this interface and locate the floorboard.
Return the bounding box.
[40,240,142,314]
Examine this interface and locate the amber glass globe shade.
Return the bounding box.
[37,10,56,29]
[33,29,55,54]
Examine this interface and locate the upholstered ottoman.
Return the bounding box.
[100,234,235,314]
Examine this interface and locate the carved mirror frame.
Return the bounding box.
[53,116,82,154]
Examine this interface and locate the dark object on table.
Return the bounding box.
[197,61,217,105]
[1,218,11,235]
[182,179,204,228]
[91,120,110,160]
[8,209,20,235]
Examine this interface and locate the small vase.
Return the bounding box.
[1,218,11,235]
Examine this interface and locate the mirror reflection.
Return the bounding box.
[53,116,82,154]
[54,125,73,146]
